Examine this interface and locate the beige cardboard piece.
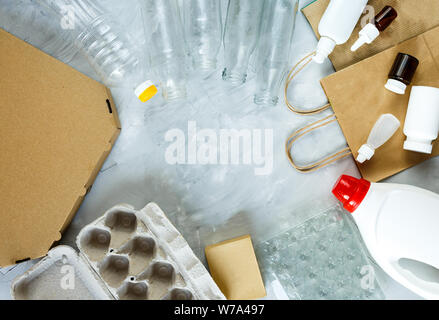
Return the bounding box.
[321,26,439,182]
[303,0,439,71]
[205,235,266,300]
[0,28,121,267]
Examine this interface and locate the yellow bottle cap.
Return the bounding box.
[135,81,158,103]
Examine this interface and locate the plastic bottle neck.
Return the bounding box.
[313,37,336,64]
[332,175,371,213]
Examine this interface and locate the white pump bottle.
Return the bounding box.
[333,175,439,300]
[314,0,369,63]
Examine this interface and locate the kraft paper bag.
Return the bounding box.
[303,0,439,70]
[319,26,439,182]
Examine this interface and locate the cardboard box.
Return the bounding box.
[205,235,266,300]
[0,28,121,267]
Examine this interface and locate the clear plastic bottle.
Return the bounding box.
[254,0,298,106]
[36,0,156,102]
[141,0,188,102]
[222,0,265,85]
[0,0,79,63]
[184,0,222,75]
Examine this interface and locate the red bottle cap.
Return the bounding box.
[332,175,371,213]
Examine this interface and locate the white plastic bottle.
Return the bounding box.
[333,175,439,300]
[356,114,400,163]
[314,0,369,63]
[404,86,439,154]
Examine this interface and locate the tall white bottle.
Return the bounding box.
[314,0,369,63]
[333,175,439,300]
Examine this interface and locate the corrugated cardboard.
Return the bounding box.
[205,235,266,300]
[321,26,439,182]
[0,28,121,267]
[303,0,439,70]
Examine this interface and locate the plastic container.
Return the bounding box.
[403,86,439,154]
[333,175,439,300]
[0,0,79,63]
[351,6,397,52]
[141,0,188,101]
[313,0,369,64]
[385,53,419,95]
[222,0,265,85]
[184,0,222,75]
[35,0,156,102]
[254,0,298,106]
[11,203,225,300]
[356,114,400,163]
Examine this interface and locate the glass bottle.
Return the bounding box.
[254,0,298,106]
[222,0,265,85]
[141,0,188,102]
[385,53,419,95]
[184,0,222,75]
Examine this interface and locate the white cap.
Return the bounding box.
[385,79,407,95]
[134,80,157,103]
[356,144,375,163]
[313,37,336,64]
[351,23,380,52]
[404,138,433,154]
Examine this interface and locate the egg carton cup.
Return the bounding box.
[11,203,225,300]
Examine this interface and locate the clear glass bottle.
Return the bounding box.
[35,0,156,102]
[184,0,222,75]
[222,0,265,85]
[141,0,188,102]
[254,0,298,106]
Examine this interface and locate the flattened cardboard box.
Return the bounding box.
[0,28,121,267]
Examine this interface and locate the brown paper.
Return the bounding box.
[303,0,439,70]
[321,26,439,182]
[0,28,120,267]
[205,235,266,300]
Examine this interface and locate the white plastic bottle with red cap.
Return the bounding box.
[332,175,439,300]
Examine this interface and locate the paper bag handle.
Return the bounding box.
[284,51,331,115]
[286,114,352,173]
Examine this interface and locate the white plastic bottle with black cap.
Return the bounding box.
[403,86,439,154]
[313,0,369,64]
[332,175,439,300]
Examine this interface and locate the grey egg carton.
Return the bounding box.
[11,203,225,300]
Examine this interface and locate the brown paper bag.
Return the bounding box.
[303,0,439,70]
[318,26,439,182]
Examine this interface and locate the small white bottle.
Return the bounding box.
[403,86,439,154]
[333,175,439,300]
[313,0,369,64]
[356,114,400,163]
[351,6,398,52]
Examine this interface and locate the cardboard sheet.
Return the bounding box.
[303,0,439,70]
[321,26,439,182]
[205,235,266,300]
[0,28,120,267]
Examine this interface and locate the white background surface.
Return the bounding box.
[1,0,436,300]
